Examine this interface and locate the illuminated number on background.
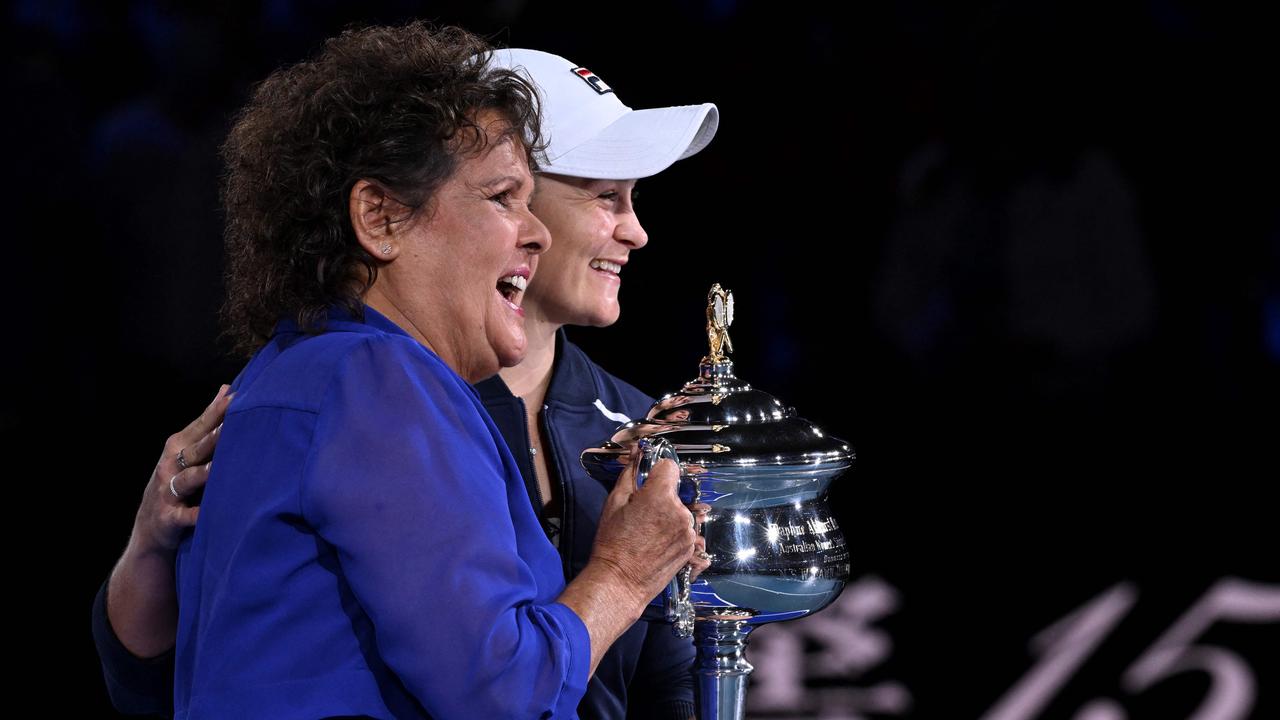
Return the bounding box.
[981,583,1138,720]
[981,578,1280,720]
[1121,578,1280,720]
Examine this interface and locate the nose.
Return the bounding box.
[615,208,648,250]
[519,205,552,255]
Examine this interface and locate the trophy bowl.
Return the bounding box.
[581,285,854,720]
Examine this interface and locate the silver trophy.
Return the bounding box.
[581,284,854,720]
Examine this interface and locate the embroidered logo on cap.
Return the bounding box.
[571,67,613,96]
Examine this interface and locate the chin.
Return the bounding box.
[467,341,523,382]
[585,301,622,328]
[496,337,527,369]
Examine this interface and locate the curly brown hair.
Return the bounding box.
[219,22,542,355]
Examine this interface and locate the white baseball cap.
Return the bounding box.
[490,48,719,180]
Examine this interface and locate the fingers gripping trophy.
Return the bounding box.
[582,284,855,720]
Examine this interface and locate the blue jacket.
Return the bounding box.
[93,317,694,719]
[172,306,590,719]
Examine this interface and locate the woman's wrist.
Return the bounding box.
[573,558,650,622]
[107,539,181,658]
[558,558,654,676]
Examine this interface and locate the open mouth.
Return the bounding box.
[589,259,622,275]
[497,274,528,310]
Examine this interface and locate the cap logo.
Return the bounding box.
[571,67,613,96]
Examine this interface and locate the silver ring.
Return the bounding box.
[176,448,189,471]
[169,474,183,499]
[696,550,711,561]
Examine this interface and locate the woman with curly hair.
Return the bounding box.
[144,23,703,719]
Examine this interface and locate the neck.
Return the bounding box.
[499,313,559,409]
[363,287,479,381]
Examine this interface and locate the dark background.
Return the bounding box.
[4,0,1276,717]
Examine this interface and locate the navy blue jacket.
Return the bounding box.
[93,329,694,719]
[474,330,695,720]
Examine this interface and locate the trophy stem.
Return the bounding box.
[693,617,756,720]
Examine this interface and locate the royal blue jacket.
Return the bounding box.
[93,313,694,719]
[172,306,591,718]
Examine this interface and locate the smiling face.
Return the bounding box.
[524,174,648,329]
[366,115,551,382]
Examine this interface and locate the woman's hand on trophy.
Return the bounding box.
[590,453,700,610]
[688,503,712,582]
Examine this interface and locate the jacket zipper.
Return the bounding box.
[515,396,547,518]
[539,405,573,581]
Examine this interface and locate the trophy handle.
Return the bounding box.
[635,438,697,638]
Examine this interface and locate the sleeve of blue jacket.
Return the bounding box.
[91,579,175,717]
[300,336,591,719]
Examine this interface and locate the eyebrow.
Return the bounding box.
[476,174,530,191]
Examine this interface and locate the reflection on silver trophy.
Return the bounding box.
[582,284,855,720]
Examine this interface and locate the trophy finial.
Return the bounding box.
[704,283,735,364]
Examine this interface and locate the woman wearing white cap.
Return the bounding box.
[477,48,718,720]
[93,44,717,720]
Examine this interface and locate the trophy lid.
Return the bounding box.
[582,284,854,474]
